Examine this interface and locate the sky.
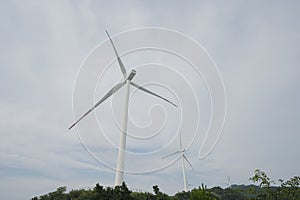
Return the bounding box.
[1,0,300,199]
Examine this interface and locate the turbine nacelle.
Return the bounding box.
[127,70,136,81]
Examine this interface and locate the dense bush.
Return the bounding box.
[31,170,299,200]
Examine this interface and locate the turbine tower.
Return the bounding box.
[69,31,177,186]
[162,131,192,191]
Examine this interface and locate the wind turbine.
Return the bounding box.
[226,176,231,189]
[162,131,193,192]
[69,30,177,186]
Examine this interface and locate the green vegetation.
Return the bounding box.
[31,169,299,200]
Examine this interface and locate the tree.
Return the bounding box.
[277,176,300,200]
[37,186,67,200]
[174,191,190,200]
[190,184,217,200]
[120,181,133,200]
[30,173,300,200]
[249,169,275,199]
[67,189,86,200]
[131,192,155,200]
[249,169,273,188]
[153,185,160,195]
[152,185,170,200]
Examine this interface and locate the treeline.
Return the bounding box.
[31,169,299,200]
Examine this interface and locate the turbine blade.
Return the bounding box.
[162,151,182,159]
[68,81,126,130]
[179,131,182,149]
[183,154,193,170]
[130,82,177,107]
[105,30,127,79]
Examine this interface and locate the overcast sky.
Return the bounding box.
[1,1,300,199]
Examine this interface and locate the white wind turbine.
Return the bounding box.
[69,31,177,186]
[162,131,193,192]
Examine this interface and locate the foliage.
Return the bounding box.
[174,191,190,200]
[210,186,246,200]
[131,191,154,200]
[249,169,273,188]
[31,170,299,200]
[190,184,217,200]
[152,185,171,200]
[277,176,300,200]
[249,169,300,200]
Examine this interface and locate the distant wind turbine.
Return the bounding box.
[162,131,193,191]
[227,176,231,189]
[69,30,177,186]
